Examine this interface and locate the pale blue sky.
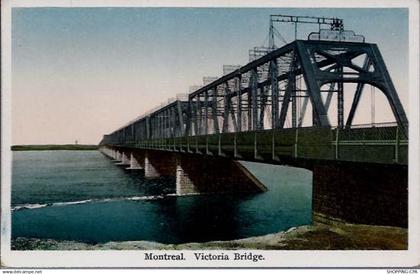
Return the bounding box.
[12,8,409,144]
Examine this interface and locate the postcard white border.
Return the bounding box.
[1,0,419,268]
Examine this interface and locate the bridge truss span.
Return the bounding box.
[187,40,408,137]
[100,39,409,166]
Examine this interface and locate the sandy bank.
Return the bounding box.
[12,223,407,250]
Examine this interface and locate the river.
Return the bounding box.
[12,150,312,244]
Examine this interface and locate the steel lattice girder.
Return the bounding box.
[187,40,408,136]
[105,39,408,143]
[295,40,408,136]
[128,100,190,141]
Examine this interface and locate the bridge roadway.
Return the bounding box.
[115,124,407,166]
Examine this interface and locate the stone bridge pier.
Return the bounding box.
[100,147,267,195]
[100,146,144,169]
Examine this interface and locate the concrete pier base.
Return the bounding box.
[144,156,160,178]
[311,161,408,228]
[103,147,119,161]
[176,164,198,195]
[144,151,176,178]
[111,150,118,160]
[108,149,267,195]
[115,150,122,162]
[121,152,130,165]
[175,154,267,195]
[99,147,114,159]
[127,153,144,170]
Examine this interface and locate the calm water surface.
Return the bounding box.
[12,150,312,244]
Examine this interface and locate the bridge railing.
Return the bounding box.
[122,124,407,165]
[333,125,407,164]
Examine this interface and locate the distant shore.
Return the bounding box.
[11,144,98,151]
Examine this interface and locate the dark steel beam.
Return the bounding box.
[295,41,330,126]
[222,83,230,133]
[278,57,296,128]
[345,58,370,128]
[337,64,344,128]
[370,44,408,136]
[237,75,243,132]
[251,69,259,130]
[270,60,279,129]
[212,88,220,134]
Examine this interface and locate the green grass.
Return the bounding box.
[11,144,98,151]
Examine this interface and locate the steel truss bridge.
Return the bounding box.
[100,39,408,166]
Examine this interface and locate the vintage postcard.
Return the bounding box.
[1,0,419,269]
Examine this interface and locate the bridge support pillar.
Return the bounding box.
[311,161,408,228]
[128,149,267,195]
[111,149,117,160]
[144,151,177,178]
[175,154,267,195]
[115,150,122,161]
[144,157,160,178]
[176,164,198,195]
[121,152,131,165]
[108,148,114,159]
[99,146,114,159]
[128,153,144,169]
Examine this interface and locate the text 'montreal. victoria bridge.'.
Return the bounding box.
[99,15,408,228]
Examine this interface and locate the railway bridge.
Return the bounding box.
[99,24,408,228]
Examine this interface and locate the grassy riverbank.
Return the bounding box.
[11,144,98,151]
[12,223,407,250]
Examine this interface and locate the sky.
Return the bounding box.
[11,7,409,145]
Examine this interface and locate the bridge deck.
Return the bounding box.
[111,125,407,165]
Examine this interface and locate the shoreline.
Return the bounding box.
[12,223,408,250]
[11,144,98,151]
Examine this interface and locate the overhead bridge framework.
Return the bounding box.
[100,39,409,228]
